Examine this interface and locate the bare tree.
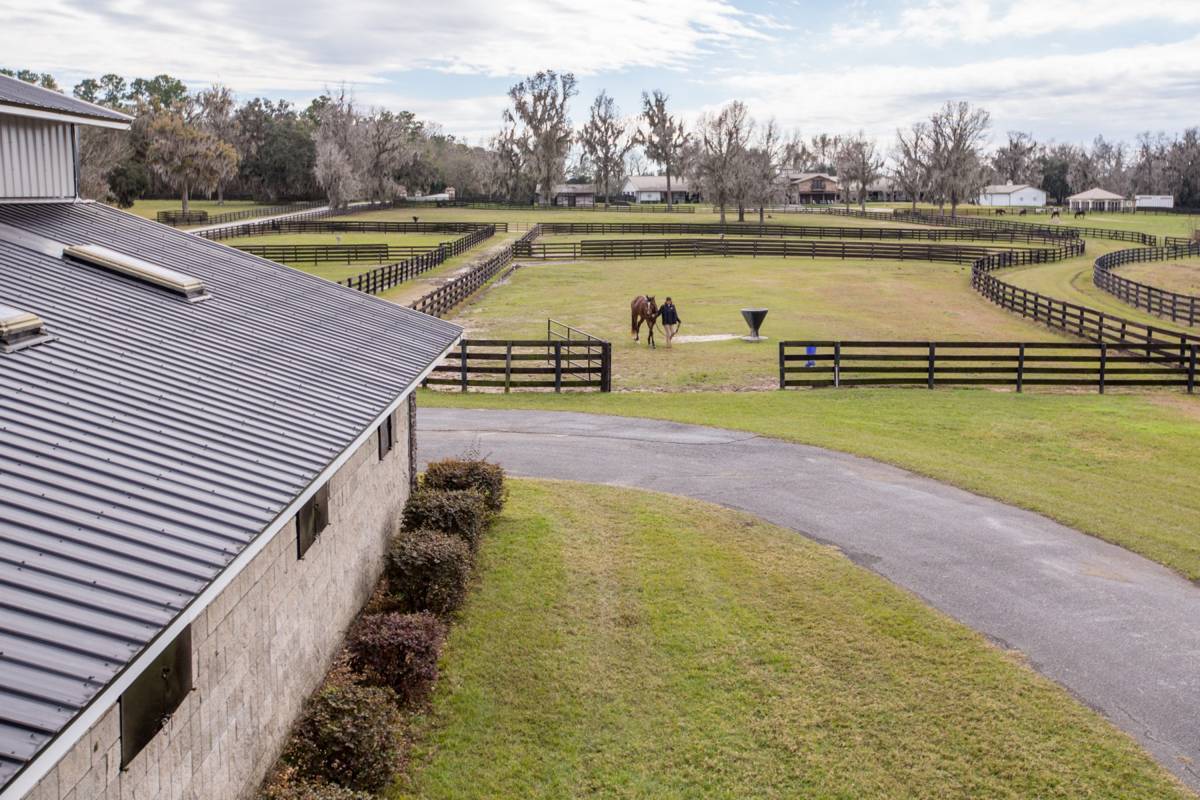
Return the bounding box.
[838,133,884,210]
[312,88,361,208]
[196,84,238,204]
[145,113,239,214]
[743,119,785,222]
[636,90,690,209]
[504,71,577,205]
[491,120,529,202]
[928,101,991,215]
[691,101,752,224]
[892,122,930,211]
[359,110,419,201]
[990,131,1038,185]
[579,91,634,205]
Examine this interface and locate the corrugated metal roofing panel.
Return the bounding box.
[0,75,132,126]
[0,201,460,791]
[0,117,75,199]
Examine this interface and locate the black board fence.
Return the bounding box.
[410,225,541,317]
[779,341,1196,392]
[1093,243,1200,326]
[156,210,210,225]
[336,226,495,295]
[534,221,1062,243]
[234,242,445,264]
[427,337,611,392]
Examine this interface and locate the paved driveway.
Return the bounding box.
[420,407,1200,791]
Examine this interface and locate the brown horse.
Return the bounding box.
[631,295,659,349]
[1050,209,1061,221]
[1074,209,1087,219]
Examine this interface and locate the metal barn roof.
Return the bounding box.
[0,201,459,792]
[0,75,132,128]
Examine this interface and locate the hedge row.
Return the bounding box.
[259,458,507,799]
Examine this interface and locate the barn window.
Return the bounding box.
[378,411,396,460]
[296,483,330,558]
[120,626,192,768]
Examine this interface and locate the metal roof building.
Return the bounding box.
[0,79,460,798]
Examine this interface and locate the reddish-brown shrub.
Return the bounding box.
[347,611,446,706]
[386,529,472,616]
[423,458,507,513]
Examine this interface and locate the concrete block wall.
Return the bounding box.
[23,410,411,800]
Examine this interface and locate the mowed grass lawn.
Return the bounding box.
[1119,257,1200,297]
[229,231,457,282]
[119,198,271,221]
[394,480,1189,799]
[420,389,1200,580]
[454,255,1070,389]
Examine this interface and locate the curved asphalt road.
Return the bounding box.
[419,408,1200,791]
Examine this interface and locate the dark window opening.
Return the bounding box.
[378,411,396,460]
[297,482,331,558]
[120,626,192,768]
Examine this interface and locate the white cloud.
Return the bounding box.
[716,34,1200,143]
[1,0,773,91]
[831,0,1200,45]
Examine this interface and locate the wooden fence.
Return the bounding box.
[156,210,210,225]
[201,217,506,241]
[336,226,495,295]
[395,198,697,213]
[779,341,1196,392]
[410,226,542,317]
[234,242,444,264]
[195,200,401,240]
[1093,243,1200,326]
[516,237,1072,265]
[534,221,1061,243]
[426,336,611,392]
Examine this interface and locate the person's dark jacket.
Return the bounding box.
[660,303,680,325]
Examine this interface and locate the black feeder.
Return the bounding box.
[740,307,768,341]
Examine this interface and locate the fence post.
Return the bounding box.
[460,341,468,392]
[778,341,785,389]
[554,341,563,393]
[927,344,935,389]
[1099,342,1107,394]
[1017,344,1025,393]
[601,341,612,392]
[1189,345,1197,394]
[834,342,841,388]
[504,343,512,393]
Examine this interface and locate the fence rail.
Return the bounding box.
[336,226,495,295]
[1093,243,1200,326]
[535,221,1062,243]
[779,340,1197,392]
[516,237,1071,264]
[410,226,542,317]
[234,242,445,264]
[195,200,403,240]
[201,217,506,241]
[395,199,697,213]
[156,210,210,225]
[426,337,610,392]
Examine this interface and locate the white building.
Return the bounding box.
[1068,187,1127,213]
[978,183,1047,207]
[1135,195,1174,209]
[621,175,693,204]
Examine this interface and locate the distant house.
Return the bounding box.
[0,75,460,800]
[978,183,1047,207]
[1068,187,1127,212]
[539,183,596,207]
[781,171,840,204]
[866,177,909,204]
[621,175,693,204]
[1135,194,1173,209]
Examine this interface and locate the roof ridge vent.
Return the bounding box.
[0,303,54,352]
[64,244,210,302]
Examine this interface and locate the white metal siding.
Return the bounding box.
[0,116,75,199]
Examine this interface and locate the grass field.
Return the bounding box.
[229,231,459,282]
[1118,258,1200,297]
[120,198,272,221]
[1003,241,1199,335]
[393,479,1189,799]
[376,231,523,306]
[420,389,1200,581]
[453,255,1068,390]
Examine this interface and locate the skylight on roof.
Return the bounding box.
[0,303,54,352]
[64,244,210,302]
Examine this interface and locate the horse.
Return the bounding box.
[1074,209,1087,220]
[1018,209,1028,216]
[995,208,1007,216]
[631,295,659,349]
[1050,210,1061,221]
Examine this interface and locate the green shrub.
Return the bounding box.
[282,682,400,793]
[386,529,472,615]
[402,488,487,548]
[348,612,446,706]
[423,458,507,513]
[261,777,374,800]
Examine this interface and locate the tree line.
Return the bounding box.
[5,66,1200,213]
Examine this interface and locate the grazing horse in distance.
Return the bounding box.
[631,295,659,349]
[1050,210,1061,221]
[1074,209,1087,219]
[995,208,1007,215]
[1018,209,1028,216]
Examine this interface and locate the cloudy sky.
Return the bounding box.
[4,0,1200,145]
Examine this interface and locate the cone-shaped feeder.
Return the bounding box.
[740,308,768,341]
